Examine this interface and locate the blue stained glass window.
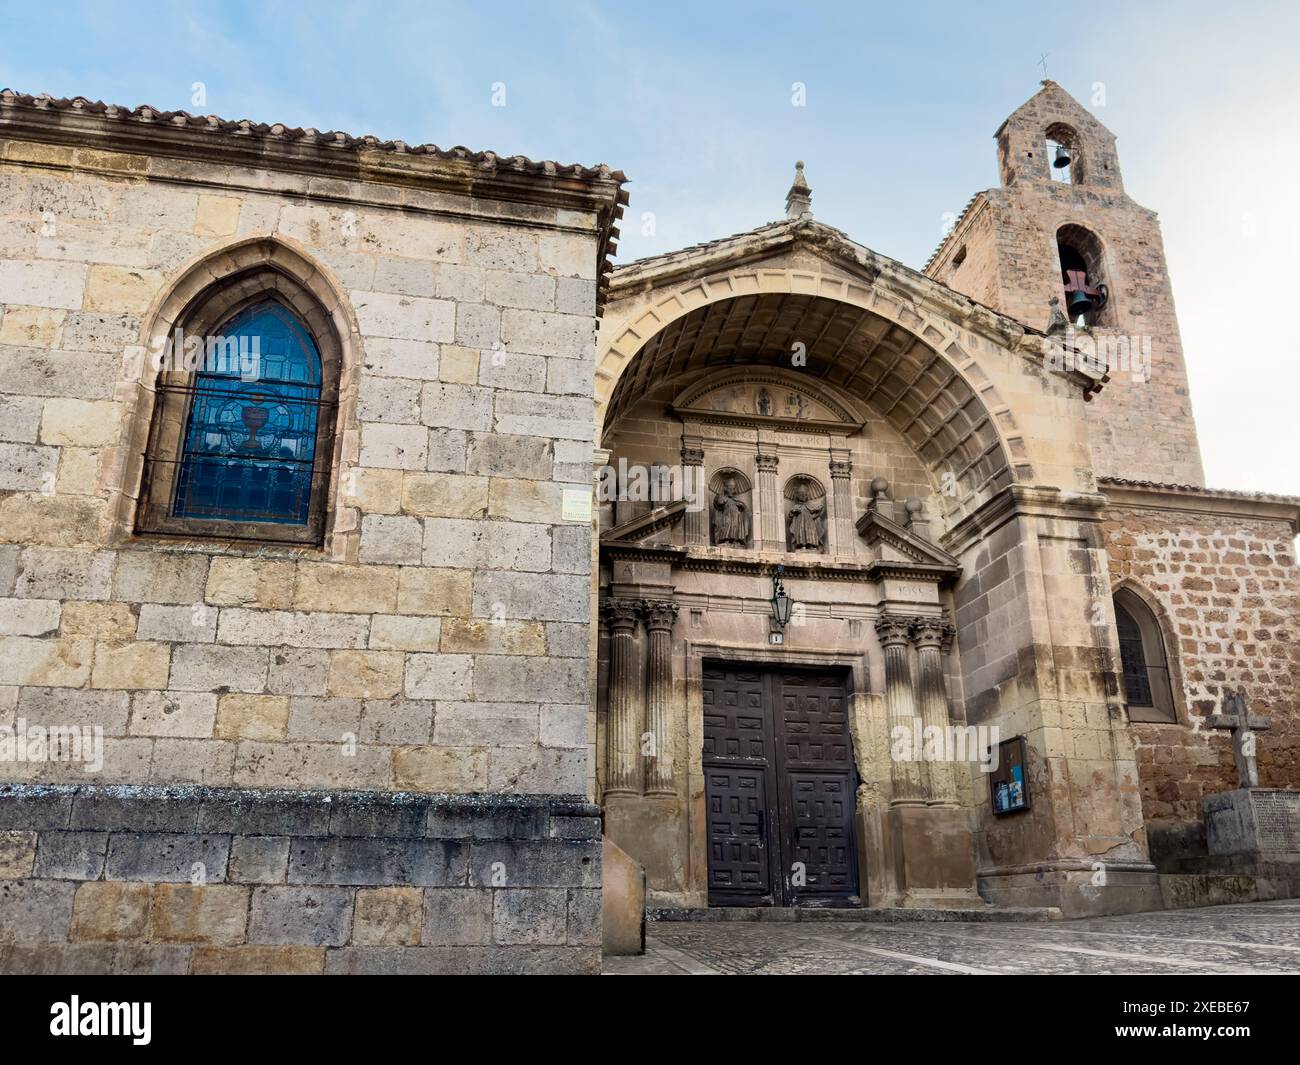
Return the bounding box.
[173,301,324,525]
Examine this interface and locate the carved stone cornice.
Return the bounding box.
[641,599,679,632]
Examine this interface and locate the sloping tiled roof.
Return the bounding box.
[1099,477,1300,507]
[0,89,627,184]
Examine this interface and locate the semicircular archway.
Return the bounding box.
[599,290,1020,521]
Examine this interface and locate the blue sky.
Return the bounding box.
[2,1,1298,493]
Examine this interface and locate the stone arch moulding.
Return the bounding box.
[1111,577,1188,727]
[595,269,1025,524]
[108,235,363,552]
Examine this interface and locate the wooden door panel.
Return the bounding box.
[705,766,771,897]
[703,665,777,905]
[774,669,859,905]
[703,662,858,907]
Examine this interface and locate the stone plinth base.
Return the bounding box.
[978,862,1163,918]
[887,804,982,908]
[0,784,601,975]
[1203,788,1300,859]
[601,837,645,956]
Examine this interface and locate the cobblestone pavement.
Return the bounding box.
[603,900,1300,975]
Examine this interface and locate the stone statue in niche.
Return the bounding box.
[756,388,772,416]
[786,482,826,551]
[711,475,751,546]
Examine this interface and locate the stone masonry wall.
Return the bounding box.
[0,113,617,971]
[0,140,601,797]
[0,784,601,974]
[1103,505,1300,864]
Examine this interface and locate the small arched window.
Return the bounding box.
[137,279,340,546]
[1113,588,1177,723]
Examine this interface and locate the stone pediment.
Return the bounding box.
[600,499,687,545]
[672,368,864,433]
[855,508,961,578]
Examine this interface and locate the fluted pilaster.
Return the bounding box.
[912,617,958,806]
[602,598,642,797]
[756,452,781,552]
[681,442,706,546]
[876,615,926,805]
[641,599,679,794]
[830,458,854,557]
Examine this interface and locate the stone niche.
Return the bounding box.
[708,469,754,548]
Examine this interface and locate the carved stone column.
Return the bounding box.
[829,457,854,557]
[876,615,926,805]
[912,617,958,806]
[641,599,679,795]
[681,441,706,547]
[756,452,781,552]
[602,598,642,797]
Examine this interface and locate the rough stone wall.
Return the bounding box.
[1102,505,1300,864]
[0,141,600,797]
[0,785,601,974]
[930,199,1000,310]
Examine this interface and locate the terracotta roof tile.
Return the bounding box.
[0,89,628,185]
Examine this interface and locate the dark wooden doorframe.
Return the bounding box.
[703,660,860,907]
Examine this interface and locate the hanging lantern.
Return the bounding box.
[771,565,793,627]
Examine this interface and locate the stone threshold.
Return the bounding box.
[647,906,1062,923]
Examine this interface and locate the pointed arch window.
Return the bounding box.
[137,281,340,546]
[1113,588,1177,723]
[174,302,322,525]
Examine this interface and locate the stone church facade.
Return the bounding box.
[0,81,1295,973]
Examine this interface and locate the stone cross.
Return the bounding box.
[1205,686,1271,789]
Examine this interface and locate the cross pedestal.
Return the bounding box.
[1200,687,1300,860]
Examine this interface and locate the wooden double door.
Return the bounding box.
[703,662,859,907]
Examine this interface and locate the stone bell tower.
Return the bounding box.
[926,81,1205,487]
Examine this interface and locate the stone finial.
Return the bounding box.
[786,160,812,219]
[868,477,890,509]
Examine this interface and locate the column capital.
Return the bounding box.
[681,445,705,465]
[874,614,914,648]
[640,598,679,632]
[602,597,641,632]
[829,459,852,478]
[755,452,779,472]
[910,616,956,651]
